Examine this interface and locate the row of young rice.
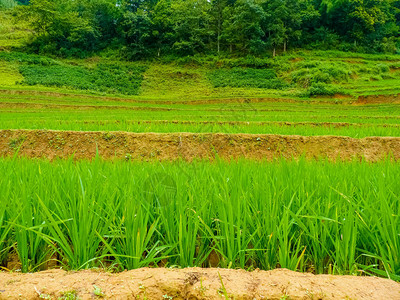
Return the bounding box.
[0,157,399,280]
[1,120,400,138]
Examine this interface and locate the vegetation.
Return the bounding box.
[1,50,400,138]
[1,91,400,137]
[0,158,399,279]
[1,50,400,97]
[208,68,288,89]
[1,0,400,285]
[1,0,400,57]
[19,63,146,95]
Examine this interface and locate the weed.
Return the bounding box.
[58,290,79,300]
[102,132,115,141]
[93,285,105,298]
[8,136,25,150]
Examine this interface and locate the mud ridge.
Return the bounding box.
[0,89,356,105]
[0,268,399,299]
[1,130,399,162]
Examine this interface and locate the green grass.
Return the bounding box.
[208,68,288,89]
[0,61,22,86]
[0,157,399,280]
[0,10,32,49]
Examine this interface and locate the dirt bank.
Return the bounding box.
[0,268,399,299]
[356,93,400,104]
[1,130,400,162]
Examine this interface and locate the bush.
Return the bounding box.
[291,62,352,87]
[306,83,341,96]
[375,63,390,74]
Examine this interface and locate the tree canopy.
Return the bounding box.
[7,0,400,57]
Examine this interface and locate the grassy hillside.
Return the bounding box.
[0,10,31,49]
[1,50,400,100]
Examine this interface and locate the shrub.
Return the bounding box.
[305,82,341,97]
[291,62,352,87]
[375,63,390,74]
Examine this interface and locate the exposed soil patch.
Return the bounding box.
[356,94,400,104]
[1,130,399,162]
[0,268,399,299]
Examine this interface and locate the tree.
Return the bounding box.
[223,0,266,54]
[170,0,211,55]
[120,9,153,58]
[262,0,319,56]
[151,0,175,56]
[209,0,232,53]
[319,0,398,48]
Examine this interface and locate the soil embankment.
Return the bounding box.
[1,129,400,161]
[1,268,400,299]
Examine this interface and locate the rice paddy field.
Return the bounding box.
[1,158,400,277]
[1,46,400,298]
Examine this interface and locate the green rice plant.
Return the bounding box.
[357,175,400,280]
[0,158,399,279]
[146,169,212,267]
[212,188,257,268]
[32,159,120,269]
[110,200,166,269]
[1,161,51,272]
[0,189,12,267]
[10,195,51,272]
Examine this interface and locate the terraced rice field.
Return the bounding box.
[0,51,400,299]
[1,89,400,137]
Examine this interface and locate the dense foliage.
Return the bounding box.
[5,0,400,58]
[19,63,146,94]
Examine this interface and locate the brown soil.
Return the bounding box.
[1,130,400,162]
[355,94,400,105]
[0,268,399,300]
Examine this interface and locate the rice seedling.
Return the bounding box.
[0,157,398,280]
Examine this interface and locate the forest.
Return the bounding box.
[1,0,400,58]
